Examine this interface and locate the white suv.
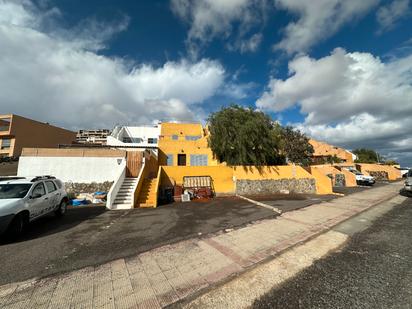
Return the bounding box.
[404,169,412,193]
[347,168,375,186]
[0,176,69,236]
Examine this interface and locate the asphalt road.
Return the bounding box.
[0,197,276,285]
[253,196,412,309]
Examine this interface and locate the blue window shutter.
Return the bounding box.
[167,154,173,166]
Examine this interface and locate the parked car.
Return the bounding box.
[404,169,412,193]
[397,167,410,178]
[347,168,375,186]
[0,176,68,236]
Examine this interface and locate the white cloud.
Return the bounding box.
[0,0,227,129]
[257,48,412,164]
[376,0,410,33]
[171,0,268,57]
[274,0,378,54]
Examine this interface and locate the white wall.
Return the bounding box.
[17,156,126,183]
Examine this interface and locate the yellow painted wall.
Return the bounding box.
[160,166,235,194]
[232,165,313,180]
[160,165,324,195]
[158,122,221,166]
[339,168,357,187]
[310,164,353,187]
[304,167,333,194]
[356,163,401,181]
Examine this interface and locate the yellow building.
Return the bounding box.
[158,122,221,167]
[309,139,355,164]
[0,114,76,158]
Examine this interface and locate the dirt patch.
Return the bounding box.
[0,161,18,176]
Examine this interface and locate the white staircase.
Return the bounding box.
[112,177,138,209]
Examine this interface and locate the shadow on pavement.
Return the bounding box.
[399,189,412,198]
[0,206,107,245]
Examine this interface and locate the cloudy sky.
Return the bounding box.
[1,0,412,165]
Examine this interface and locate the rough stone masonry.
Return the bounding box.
[235,178,317,195]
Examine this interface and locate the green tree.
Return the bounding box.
[208,105,283,166]
[383,159,399,166]
[279,126,314,166]
[353,148,379,163]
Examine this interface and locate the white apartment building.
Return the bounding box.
[106,124,161,149]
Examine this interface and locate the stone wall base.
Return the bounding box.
[367,171,389,181]
[235,178,317,195]
[65,182,113,198]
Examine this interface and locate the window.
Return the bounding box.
[45,181,57,193]
[148,138,158,144]
[54,180,63,189]
[1,138,11,150]
[32,183,46,197]
[185,135,201,141]
[178,154,186,166]
[0,184,32,199]
[122,137,132,143]
[0,117,11,132]
[172,135,178,140]
[166,154,173,166]
[190,154,208,166]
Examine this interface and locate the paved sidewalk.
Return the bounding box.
[0,182,403,309]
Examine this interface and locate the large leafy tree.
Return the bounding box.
[208,105,283,166]
[353,148,380,163]
[279,126,314,166]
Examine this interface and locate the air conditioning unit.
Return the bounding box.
[181,193,190,202]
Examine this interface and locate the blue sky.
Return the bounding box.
[1,0,412,165]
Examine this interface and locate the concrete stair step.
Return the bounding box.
[112,203,133,208]
[115,197,132,202]
[138,203,155,207]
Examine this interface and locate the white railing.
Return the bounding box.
[106,165,126,209]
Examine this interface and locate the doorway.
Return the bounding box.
[178,154,186,166]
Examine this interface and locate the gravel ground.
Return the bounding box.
[253,197,412,309]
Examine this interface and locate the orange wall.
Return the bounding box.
[304,167,333,194]
[310,164,354,187]
[160,166,235,194]
[4,114,76,157]
[233,165,313,180]
[158,122,221,166]
[356,163,401,181]
[160,165,324,195]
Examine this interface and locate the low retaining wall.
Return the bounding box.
[356,163,401,181]
[235,178,316,195]
[18,154,126,183]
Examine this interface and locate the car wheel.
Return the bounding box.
[8,214,26,237]
[55,200,67,217]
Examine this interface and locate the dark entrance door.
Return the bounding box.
[178,154,186,166]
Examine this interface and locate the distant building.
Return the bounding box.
[76,129,111,145]
[309,139,356,164]
[0,114,76,158]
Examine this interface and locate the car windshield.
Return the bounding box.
[0,184,32,199]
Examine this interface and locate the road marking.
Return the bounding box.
[236,195,282,214]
